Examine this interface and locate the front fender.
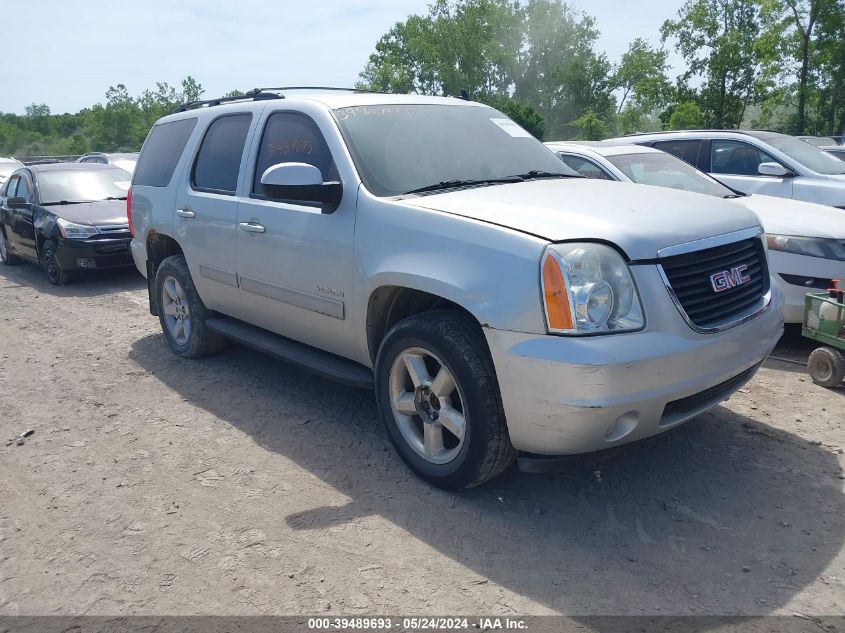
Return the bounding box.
[355,196,550,336]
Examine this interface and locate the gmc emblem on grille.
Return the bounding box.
[710,265,751,293]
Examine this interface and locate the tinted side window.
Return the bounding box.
[192,114,252,195]
[252,112,338,202]
[558,154,613,180]
[134,118,198,187]
[4,175,19,198]
[711,140,779,176]
[16,176,33,202]
[652,140,702,167]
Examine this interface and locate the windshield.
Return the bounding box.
[37,167,131,204]
[761,134,845,175]
[606,151,737,197]
[334,104,576,196]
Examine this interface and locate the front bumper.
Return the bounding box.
[55,236,133,270]
[769,251,845,323]
[485,265,784,455]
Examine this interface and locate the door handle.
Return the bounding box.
[239,222,266,234]
[176,208,196,218]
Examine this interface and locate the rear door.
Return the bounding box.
[173,112,255,316]
[708,139,794,198]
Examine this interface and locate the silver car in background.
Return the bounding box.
[609,130,845,209]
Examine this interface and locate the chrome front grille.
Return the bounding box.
[659,235,770,332]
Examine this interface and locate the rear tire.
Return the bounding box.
[0,227,21,265]
[375,309,516,489]
[41,240,70,285]
[154,255,227,358]
[807,346,845,388]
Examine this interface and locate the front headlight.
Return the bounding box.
[57,218,99,239]
[766,234,845,261]
[541,242,644,334]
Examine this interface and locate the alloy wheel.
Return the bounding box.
[161,276,192,346]
[388,347,467,465]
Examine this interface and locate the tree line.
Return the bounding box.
[360,0,844,139]
[0,0,842,155]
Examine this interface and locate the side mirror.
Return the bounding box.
[757,162,792,178]
[259,162,342,212]
[6,196,29,209]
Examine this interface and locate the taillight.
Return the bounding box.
[127,186,134,237]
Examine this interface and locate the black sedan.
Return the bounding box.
[0,163,133,285]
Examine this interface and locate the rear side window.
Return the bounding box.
[4,175,19,197]
[134,118,198,187]
[558,154,613,180]
[192,114,252,195]
[252,112,338,198]
[652,140,702,168]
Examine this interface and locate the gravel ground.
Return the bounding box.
[0,263,842,617]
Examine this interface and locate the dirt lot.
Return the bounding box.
[0,262,842,617]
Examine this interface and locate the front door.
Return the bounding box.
[9,172,38,261]
[234,109,358,361]
[708,139,794,198]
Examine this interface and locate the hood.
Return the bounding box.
[400,179,760,260]
[739,194,845,238]
[50,199,127,227]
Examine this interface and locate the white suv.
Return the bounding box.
[609,130,845,209]
[127,88,783,488]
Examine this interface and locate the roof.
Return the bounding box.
[162,89,486,123]
[545,141,661,157]
[29,162,123,173]
[618,129,788,140]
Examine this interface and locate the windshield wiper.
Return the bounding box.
[401,177,523,196]
[722,194,746,199]
[510,170,583,179]
[105,196,127,200]
[42,200,91,206]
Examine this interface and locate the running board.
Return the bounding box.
[206,317,373,389]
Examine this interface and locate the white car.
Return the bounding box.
[0,157,24,184]
[547,141,845,323]
[606,130,845,209]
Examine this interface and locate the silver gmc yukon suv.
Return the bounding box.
[128,88,784,489]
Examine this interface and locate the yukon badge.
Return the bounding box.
[710,265,751,293]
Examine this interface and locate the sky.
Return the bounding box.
[1,0,686,115]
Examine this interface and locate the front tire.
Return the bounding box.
[375,310,516,489]
[0,227,21,265]
[154,255,227,358]
[41,240,70,285]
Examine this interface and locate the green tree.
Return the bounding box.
[612,38,672,114]
[667,100,706,129]
[758,0,844,133]
[569,109,608,139]
[662,0,763,128]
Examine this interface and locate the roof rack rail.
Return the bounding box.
[171,86,392,113]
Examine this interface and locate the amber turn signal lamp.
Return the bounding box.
[542,253,574,331]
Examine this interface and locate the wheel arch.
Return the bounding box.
[365,282,485,364]
[145,230,185,316]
